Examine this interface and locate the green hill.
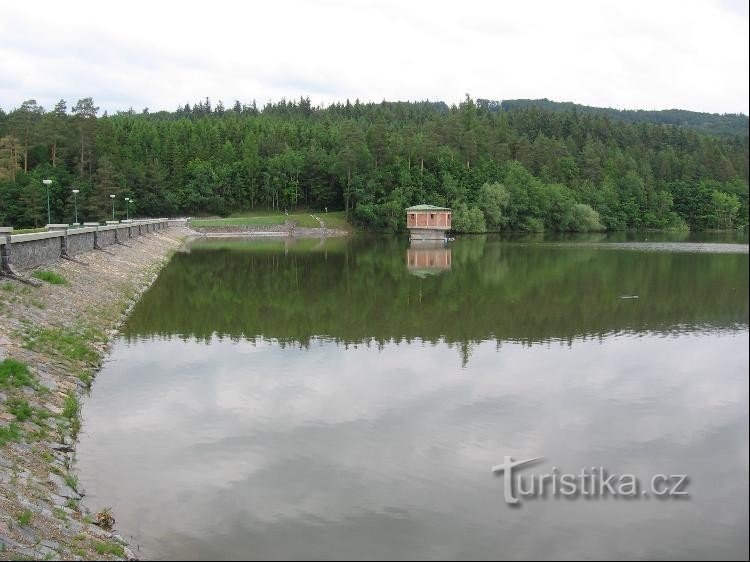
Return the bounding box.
[487,98,748,137]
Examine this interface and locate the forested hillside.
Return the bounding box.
[496,98,749,137]
[0,95,747,232]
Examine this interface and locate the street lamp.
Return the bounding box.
[42,179,52,224]
[125,197,130,220]
[72,189,80,225]
[110,194,116,220]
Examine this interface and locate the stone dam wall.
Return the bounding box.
[0,219,173,273]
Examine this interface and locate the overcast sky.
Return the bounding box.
[1,0,748,115]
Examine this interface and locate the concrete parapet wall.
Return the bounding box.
[9,235,64,270]
[67,230,96,256]
[0,219,170,272]
[96,228,117,247]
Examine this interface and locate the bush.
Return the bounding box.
[477,182,509,229]
[452,205,486,233]
[521,217,545,232]
[569,203,605,232]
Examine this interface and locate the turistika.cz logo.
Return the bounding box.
[491,456,689,506]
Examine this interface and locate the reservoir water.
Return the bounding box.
[76,234,749,560]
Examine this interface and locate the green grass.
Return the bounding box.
[227,209,296,218]
[52,507,68,521]
[0,422,22,446]
[191,215,288,227]
[61,393,81,437]
[7,399,33,422]
[91,541,125,558]
[0,359,39,389]
[31,270,68,285]
[317,210,350,230]
[62,394,79,420]
[291,214,324,228]
[78,370,93,389]
[17,509,33,527]
[23,326,103,364]
[64,472,79,491]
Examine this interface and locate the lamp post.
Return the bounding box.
[72,189,80,225]
[42,179,52,224]
[125,197,130,220]
[110,194,116,220]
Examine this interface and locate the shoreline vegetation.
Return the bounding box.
[0,96,746,235]
[0,226,191,560]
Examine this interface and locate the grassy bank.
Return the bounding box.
[0,226,189,560]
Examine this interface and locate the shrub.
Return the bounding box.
[452,205,487,233]
[521,217,545,233]
[569,203,605,232]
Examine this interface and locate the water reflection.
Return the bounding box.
[406,241,452,277]
[123,235,749,352]
[78,333,749,560]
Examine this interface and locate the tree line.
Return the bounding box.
[496,98,749,137]
[0,95,747,232]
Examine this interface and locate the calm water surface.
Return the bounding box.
[77,234,749,560]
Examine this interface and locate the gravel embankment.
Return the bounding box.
[0,226,192,560]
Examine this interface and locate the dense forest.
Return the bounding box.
[495,98,749,137]
[0,95,747,232]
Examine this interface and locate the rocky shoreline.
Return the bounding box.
[0,226,193,560]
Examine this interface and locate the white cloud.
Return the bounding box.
[0,0,747,114]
